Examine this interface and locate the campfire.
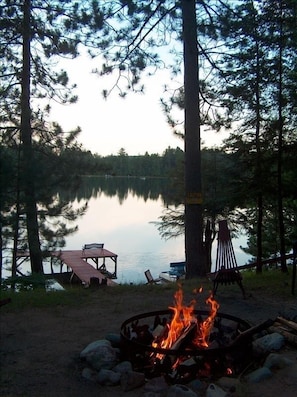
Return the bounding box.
[151,287,219,354]
[79,285,297,394]
[120,286,262,383]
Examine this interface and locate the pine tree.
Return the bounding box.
[215,0,297,270]
[0,0,105,274]
[86,0,232,277]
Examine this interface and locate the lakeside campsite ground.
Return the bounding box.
[1,271,297,396]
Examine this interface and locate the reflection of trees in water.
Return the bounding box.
[58,176,297,263]
[59,176,181,207]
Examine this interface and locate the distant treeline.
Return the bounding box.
[55,146,184,177]
[100,147,184,177]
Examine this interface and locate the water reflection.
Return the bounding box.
[60,176,180,206]
[60,176,186,284]
[64,192,185,284]
[63,184,250,284]
[5,177,250,285]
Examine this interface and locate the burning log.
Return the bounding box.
[157,323,198,368]
[170,323,198,351]
[120,285,253,382]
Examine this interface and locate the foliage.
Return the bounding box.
[0,1,111,274]
[1,0,296,278]
[100,146,184,177]
[1,274,53,291]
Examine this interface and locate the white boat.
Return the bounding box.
[159,261,185,283]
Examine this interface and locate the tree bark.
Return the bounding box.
[182,0,205,278]
[277,0,287,273]
[255,39,263,274]
[21,0,43,274]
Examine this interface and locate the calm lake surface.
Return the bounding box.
[62,192,251,285]
[9,178,251,285]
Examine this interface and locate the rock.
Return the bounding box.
[81,367,97,382]
[120,370,145,391]
[188,379,205,394]
[143,392,162,397]
[80,339,111,358]
[217,376,241,392]
[96,368,121,385]
[113,360,133,374]
[252,332,285,356]
[206,383,227,397]
[80,339,118,370]
[166,384,198,397]
[263,352,294,369]
[245,367,273,383]
[105,333,122,347]
[144,376,169,393]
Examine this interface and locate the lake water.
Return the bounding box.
[7,182,251,285]
[59,191,251,285]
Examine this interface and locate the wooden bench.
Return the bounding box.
[82,243,104,255]
[83,243,104,250]
[209,220,246,298]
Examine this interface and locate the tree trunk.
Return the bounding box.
[204,219,216,273]
[182,0,205,277]
[11,146,22,285]
[255,39,263,274]
[21,0,43,274]
[0,211,2,283]
[277,0,287,273]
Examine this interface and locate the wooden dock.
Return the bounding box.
[16,246,118,287]
[53,250,117,286]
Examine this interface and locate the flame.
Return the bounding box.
[193,294,220,347]
[152,286,219,357]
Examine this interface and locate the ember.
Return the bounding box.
[120,286,253,383]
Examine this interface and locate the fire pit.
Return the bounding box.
[120,288,255,383]
[121,309,253,382]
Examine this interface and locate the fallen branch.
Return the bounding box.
[276,317,297,333]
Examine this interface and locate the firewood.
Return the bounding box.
[276,316,297,333]
[170,322,197,351]
[231,319,274,346]
[273,322,294,333]
[269,326,297,347]
[157,323,197,366]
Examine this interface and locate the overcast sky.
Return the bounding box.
[50,54,227,156]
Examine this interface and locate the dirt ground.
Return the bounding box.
[1,281,297,397]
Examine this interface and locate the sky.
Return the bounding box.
[50,54,228,156]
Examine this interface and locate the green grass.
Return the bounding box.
[1,267,295,312]
[242,266,296,298]
[0,287,88,310]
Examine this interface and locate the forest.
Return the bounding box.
[0,0,296,281]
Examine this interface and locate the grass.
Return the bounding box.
[242,266,296,298]
[1,267,295,312]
